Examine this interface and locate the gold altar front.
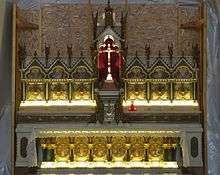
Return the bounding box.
[37,134,180,169]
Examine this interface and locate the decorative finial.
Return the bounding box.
[145,43,151,58]
[158,50,161,57]
[45,43,50,58]
[108,0,110,7]
[34,51,37,57]
[57,50,60,58]
[181,50,185,57]
[105,0,113,27]
[80,51,84,57]
[168,43,173,58]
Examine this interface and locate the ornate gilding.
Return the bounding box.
[151,83,169,100]
[173,66,193,79]
[74,137,90,162]
[150,66,170,79]
[35,135,181,167]
[130,137,145,161]
[26,67,45,79]
[49,82,68,100]
[26,83,45,101]
[72,66,92,79]
[124,55,197,102]
[72,83,91,100]
[127,83,146,100]
[55,137,70,162]
[126,66,146,79]
[49,66,68,79]
[93,137,108,161]
[174,82,193,100]
[111,137,127,161]
[148,137,164,162]
[20,55,95,105]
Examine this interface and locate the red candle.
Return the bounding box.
[128,101,137,112]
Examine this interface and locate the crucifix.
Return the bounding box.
[98,37,121,80]
[99,43,118,82]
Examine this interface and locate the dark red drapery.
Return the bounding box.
[97,38,123,83]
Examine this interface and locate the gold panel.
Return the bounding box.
[26,83,45,101]
[127,83,146,100]
[174,83,193,100]
[130,137,145,161]
[111,137,127,161]
[38,135,179,167]
[55,137,70,162]
[93,137,108,162]
[72,83,91,100]
[151,83,169,100]
[148,137,164,162]
[49,82,68,100]
[74,137,89,161]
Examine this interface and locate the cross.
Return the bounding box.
[99,42,119,81]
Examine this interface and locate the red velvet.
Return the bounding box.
[98,52,108,81]
[97,38,123,83]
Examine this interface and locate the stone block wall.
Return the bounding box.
[18,3,200,58]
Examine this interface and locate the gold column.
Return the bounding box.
[193,81,197,102]
[147,81,150,102]
[91,82,94,101]
[68,81,72,102]
[107,136,112,162]
[88,137,93,162]
[170,81,174,103]
[45,81,49,102]
[22,81,26,101]
[124,82,127,101]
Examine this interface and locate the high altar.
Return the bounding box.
[14,0,206,174]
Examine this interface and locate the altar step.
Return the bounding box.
[35,168,190,175]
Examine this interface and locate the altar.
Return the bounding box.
[14,0,205,174]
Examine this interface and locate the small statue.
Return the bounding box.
[80,51,83,58]
[67,44,73,58]
[145,43,151,58]
[45,44,50,58]
[168,43,173,67]
[34,50,38,57]
[57,50,61,58]
[67,44,73,67]
[45,44,50,67]
[18,44,26,68]
[192,43,200,68]
[158,50,162,57]
[168,43,173,58]
[135,51,138,57]
[181,50,185,57]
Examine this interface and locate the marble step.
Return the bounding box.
[35,168,190,175]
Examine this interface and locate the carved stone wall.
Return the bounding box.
[127,4,199,56]
[18,9,40,56]
[18,3,199,57]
